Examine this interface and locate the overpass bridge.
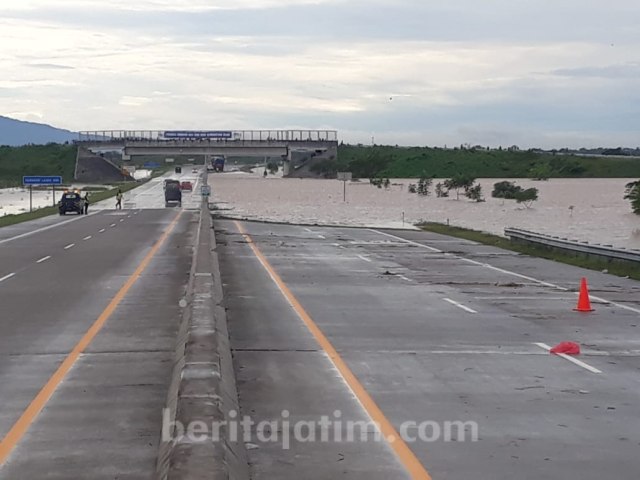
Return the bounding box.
[76,130,339,176]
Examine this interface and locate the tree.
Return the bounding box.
[408,183,417,194]
[435,182,448,198]
[624,180,640,214]
[383,178,391,189]
[443,175,475,200]
[466,184,484,202]
[348,149,393,178]
[529,163,551,180]
[370,177,383,188]
[514,187,539,208]
[443,178,457,198]
[417,176,432,196]
[462,179,478,197]
[492,181,523,199]
[267,161,279,174]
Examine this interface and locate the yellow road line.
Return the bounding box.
[234,221,433,480]
[0,211,183,465]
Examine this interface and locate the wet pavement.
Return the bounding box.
[0,206,197,478]
[216,219,640,480]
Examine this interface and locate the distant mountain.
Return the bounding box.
[0,115,76,146]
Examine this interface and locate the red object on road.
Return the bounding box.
[550,342,581,355]
[574,277,595,312]
[180,181,193,191]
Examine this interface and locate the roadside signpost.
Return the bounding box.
[337,172,352,202]
[201,184,212,209]
[22,176,63,212]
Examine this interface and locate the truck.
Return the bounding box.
[212,156,225,172]
[164,180,182,207]
[163,179,180,190]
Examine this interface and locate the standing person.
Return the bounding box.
[115,189,123,210]
[83,192,90,215]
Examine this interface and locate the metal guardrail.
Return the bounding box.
[504,228,640,263]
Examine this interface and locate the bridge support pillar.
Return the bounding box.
[282,150,292,176]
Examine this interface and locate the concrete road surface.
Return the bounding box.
[119,169,202,211]
[0,208,197,479]
[0,169,201,244]
[215,219,640,480]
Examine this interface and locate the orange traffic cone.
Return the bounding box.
[574,277,594,312]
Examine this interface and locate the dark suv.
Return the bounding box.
[58,191,86,215]
[164,182,182,207]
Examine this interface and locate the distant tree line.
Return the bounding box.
[310,145,640,179]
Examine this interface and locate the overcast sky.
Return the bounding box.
[1,0,639,148]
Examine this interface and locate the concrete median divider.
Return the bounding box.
[156,198,249,480]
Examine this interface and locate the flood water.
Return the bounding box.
[0,170,151,217]
[0,187,60,215]
[210,174,640,251]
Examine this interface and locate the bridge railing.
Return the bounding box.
[77,130,338,143]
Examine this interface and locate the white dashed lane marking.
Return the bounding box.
[369,229,640,316]
[443,298,478,314]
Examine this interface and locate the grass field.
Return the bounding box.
[313,145,640,179]
[0,144,76,188]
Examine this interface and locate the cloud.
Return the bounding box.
[118,96,152,107]
[0,0,639,147]
[2,0,344,13]
[26,62,75,70]
[553,62,640,79]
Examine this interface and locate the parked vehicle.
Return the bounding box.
[58,191,86,215]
